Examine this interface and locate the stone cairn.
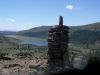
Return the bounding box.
[47,16,71,74]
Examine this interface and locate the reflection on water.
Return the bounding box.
[6,35,47,46]
[21,41,47,46]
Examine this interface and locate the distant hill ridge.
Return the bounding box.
[0,22,100,45]
[74,22,100,31]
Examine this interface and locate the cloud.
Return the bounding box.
[9,19,15,22]
[66,5,74,10]
[7,18,15,23]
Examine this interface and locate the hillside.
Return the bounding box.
[16,22,100,36]
[0,22,100,47]
[75,22,100,31]
[0,31,17,35]
[69,22,100,46]
[0,35,21,45]
[15,22,100,45]
[17,26,52,38]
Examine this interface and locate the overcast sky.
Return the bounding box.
[0,0,100,31]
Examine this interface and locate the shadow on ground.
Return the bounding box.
[51,61,100,75]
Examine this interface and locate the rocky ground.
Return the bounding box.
[0,56,47,75]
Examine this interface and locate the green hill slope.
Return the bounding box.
[17,26,52,38]
[16,22,100,45]
[0,22,100,47]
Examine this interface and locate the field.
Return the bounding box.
[0,36,100,75]
[0,44,48,75]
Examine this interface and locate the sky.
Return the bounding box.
[0,0,100,31]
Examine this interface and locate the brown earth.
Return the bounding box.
[0,57,47,75]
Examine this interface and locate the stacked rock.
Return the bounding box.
[47,16,70,74]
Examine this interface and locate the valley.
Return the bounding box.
[0,22,100,75]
